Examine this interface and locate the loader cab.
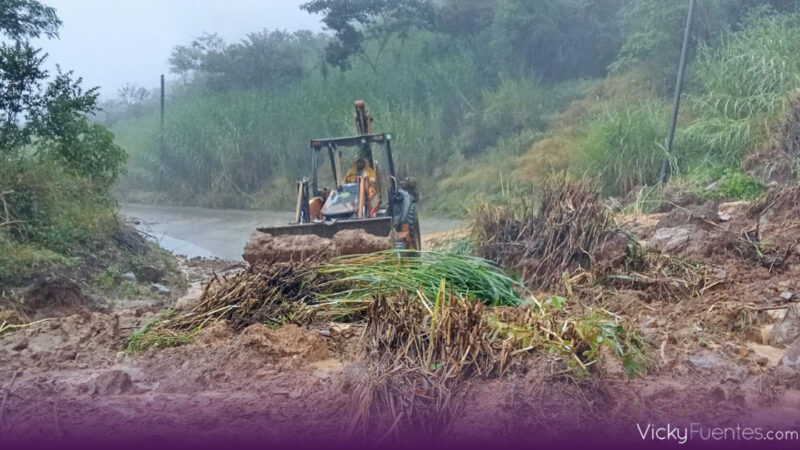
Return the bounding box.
[308,133,397,221]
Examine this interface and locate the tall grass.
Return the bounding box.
[113,33,583,213]
[573,100,670,196]
[685,13,800,165]
[114,35,481,210]
[113,12,800,211]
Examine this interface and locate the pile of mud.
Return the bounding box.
[470,178,800,412]
[243,229,391,264]
[0,312,350,446]
[593,190,800,389]
[7,184,800,446]
[0,275,107,326]
[3,303,799,447]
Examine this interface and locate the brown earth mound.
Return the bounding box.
[3,275,106,322]
[243,229,391,264]
[332,229,392,256]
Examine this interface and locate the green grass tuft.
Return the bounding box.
[319,250,526,307]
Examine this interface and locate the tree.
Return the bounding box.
[203,31,307,90]
[168,33,225,80]
[494,0,623,80]
[169,31,324,91]
[0,0,126,186]
[301,0,436,71]
[438,0,497,38]
[0,42,47,152]
[0,0,61,40]
[33,69,125,186]
[116,83,151,117]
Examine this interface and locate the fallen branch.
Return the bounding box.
[0,318,55,336]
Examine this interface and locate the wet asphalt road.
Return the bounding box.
[122,203,463,260]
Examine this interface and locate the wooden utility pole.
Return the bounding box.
[160,74,165,153]
[660,0,698,185]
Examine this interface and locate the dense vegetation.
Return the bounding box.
[0,0,130,284]
[109,0,800,215]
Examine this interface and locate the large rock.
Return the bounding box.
[781,338,800,371]
[134,265,163,283]
[773,305,800,347]
[150,283,171,297]
[93,370,133,395]
[175,282,204,310]
[748,343,786,367]
[649,224,710,255]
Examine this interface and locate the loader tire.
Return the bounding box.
[411,210,422,251]
[392,203,421,252]
[405,203,422,252]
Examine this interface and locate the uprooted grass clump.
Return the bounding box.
[126,259,326,351]
[125,253,647,439]
[320,250,525,307]
[349,284,646,439]
[128,251,527,351]
[597,242,720,302]
[471,175,614,292]
[751,184,800,219]
[173,260,324,331]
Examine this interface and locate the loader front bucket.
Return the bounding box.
[257,217,393,240]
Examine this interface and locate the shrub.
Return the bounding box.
[3,164,117,252]
[0,230,73,285]
[573,101,670,196]
[702,169,766,201]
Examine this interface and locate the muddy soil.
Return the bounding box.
[243,229,391,264]
[3,307,799,446]
[3,204,800,447]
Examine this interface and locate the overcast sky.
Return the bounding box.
[33,0,322,98]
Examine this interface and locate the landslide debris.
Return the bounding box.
[243,229,391,264]
[471,174,613,292]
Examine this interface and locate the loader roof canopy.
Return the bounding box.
[310,133,391,148]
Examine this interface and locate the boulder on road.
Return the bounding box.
[150,283,171,297]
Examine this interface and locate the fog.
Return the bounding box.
[33,0,322,98]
